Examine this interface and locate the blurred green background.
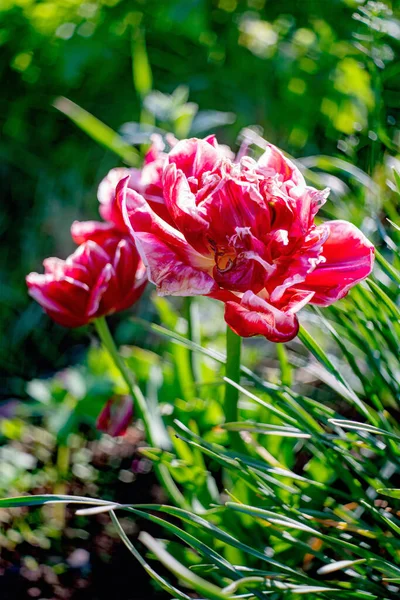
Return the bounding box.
[1,0,399,598]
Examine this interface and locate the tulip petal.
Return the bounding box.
[283,289,315,314]
[268,225,328,302]
[98,167,139,207]
[301,220,374,305]
[71,220,120,245]
[200,177,270,243]
[258,143,305,187]
[66,241,111,292]
[113,239,147,311]
[113,239,140,285]
[163,163,209,239]
[27,230,146,327]
[134,231,218,296]
[121,177,212,271]
[97,167,137,231]
[167,137,222,179]
[87,263,115,317]
[224,291,299,342]
[144,133,165,164]
[121,177,184,247]
[26,273,89,327]
[288,186,330,236]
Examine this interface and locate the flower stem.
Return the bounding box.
[224,326,242,451]
[276,343,292,387]
[53,444,70,530]
[94,316,188,509]
[183,297,200,382]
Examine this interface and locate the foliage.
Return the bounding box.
[1,0,400,599]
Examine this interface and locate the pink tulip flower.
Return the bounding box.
[26,223,146,328]
[121,136,374,342]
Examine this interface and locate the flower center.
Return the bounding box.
[208,238,237,273]
[217,249,237,272]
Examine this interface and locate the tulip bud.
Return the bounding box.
[96,395,133,437]
[26,225,146,328]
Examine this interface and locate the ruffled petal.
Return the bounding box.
[257,143,305,187]
[163,163,209,239]
[282,289,315,314]
[200,177,270,243]
[167,137,222,179]
[144,133,165,164]
[288,186,330,236]
[98,167,139,206]
[26,273,89,327]
[27,231,146,326]
[224,291,299,342]
[121,177,212,271]
[113,239,147,311]
[268,224,328,302]
[97,167,137,230]
[71,220,120,246]
[67,241,110,288]
[134,231,218,296]
[301,220,374,305]
[87,263,115,317]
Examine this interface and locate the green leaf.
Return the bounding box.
[377,488,400,499]
[393,168,400,195]
[190,110,236,135]
[299,155,379,195]
[0,494,113,508]
[298,325,375,423]
[141,504,300,577]
[223,422,311,438]
[329,419,400,442]
[53,97,140,166]
[174,102,198,139]
[226,503,386,561]
[317,560,366,575]
[366,278,400,321]
[130,317,281,395]
[375,250,400,285]
[110,511,192,600]
[132,28,153,99]
[138,532,235,600]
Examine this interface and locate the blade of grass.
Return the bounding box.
[53,97,140,166]
[375,250,400,285]
[0,494,113,508]
[298,325,375,423]
[110,510,192,600]
[138,531,235,600]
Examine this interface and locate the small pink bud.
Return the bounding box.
[96,396,133,437]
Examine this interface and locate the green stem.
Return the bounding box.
[276,343,292,387]
[183,297,200,382]
[53,444,70,530]
[224,326,242,451]
[95,317,188,509]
